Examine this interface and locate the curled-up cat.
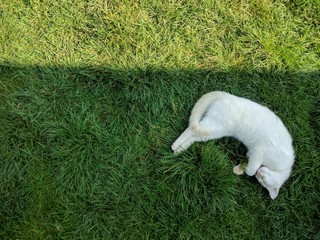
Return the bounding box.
[171,91,295,199]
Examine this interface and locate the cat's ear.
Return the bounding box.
[268,188,279,200]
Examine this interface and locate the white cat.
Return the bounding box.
[171,91,295,199]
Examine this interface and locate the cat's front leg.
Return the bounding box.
[233,164,245,175]
[245,151,263,176]
[233,162,261,176]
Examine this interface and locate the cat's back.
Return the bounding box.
[206,92,266,119]
[205,92,294,168]
[211,92,292,143]
[232,94,293,153]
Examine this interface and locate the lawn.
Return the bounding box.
[0,0,319,239]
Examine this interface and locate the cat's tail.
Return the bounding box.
[189,91,224,136]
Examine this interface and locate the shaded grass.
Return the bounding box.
[1,66,319,239]
[1,0,320,239]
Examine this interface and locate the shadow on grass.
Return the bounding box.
[0,64,319,239]
[1,64,319,142]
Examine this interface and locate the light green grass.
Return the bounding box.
[0,0,319,239]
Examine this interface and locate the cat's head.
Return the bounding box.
[255,167,281,199]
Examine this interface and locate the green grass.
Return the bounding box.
[0,0,319,239]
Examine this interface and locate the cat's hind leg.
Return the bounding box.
[171,127,199,154]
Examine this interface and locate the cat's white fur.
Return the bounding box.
[171,91,295,199]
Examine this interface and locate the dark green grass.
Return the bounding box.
[1,0,320,239]
[1,67,319,239]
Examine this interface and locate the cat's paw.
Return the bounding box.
[171,144,184,154]
[233,164,245,175]
[255,169,262,178]
[255,167,268,179]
